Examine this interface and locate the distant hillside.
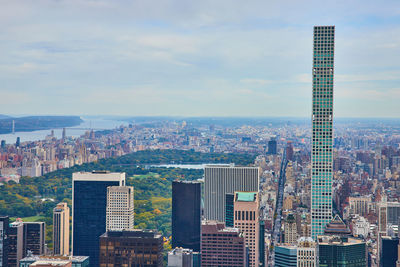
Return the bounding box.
[0,115,12,120]
[0,116,83,134]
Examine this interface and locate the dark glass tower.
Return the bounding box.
[381,236,399,267]
[225,193,234,227]
[0,216,9,267]
[99,230,163,267]
[172,181,201,252]
[23,222,45,255]
[318,236,366,267]
[268,138,277,155]
[72,171,125,267]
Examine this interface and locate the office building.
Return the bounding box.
[201,221,246,267]
[23,222,45,256]
[99,230,163,267]
[317,235,367,267]
[234,192,259,267]
[204,165,260,222]
[53,203,70,256]
[348,196,371,217]
[8,221,24,267]
[168,247,193,267]
[324,214,351,236]
[72,171,125,267]
[286,141,294,161]
[311,25,335,238]
[268,138,277,155]
[0,216,9,267]
[259,220,265,267]
[106,186,134,231]
[274,245,297,267]
[192,252,200,267]
[19,255,89,267]
[225,193,234,227]
[378,201,400,235]
[297,237,317,267]
[284,213,298,245]
[172,181,201,252]
[380,236,399,267]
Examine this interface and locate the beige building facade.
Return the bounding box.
[53,202,70,255]
[234,192,259,267]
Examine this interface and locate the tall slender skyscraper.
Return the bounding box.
[72,171,125,267]
[311,25,335,238]
[53,202,70,255]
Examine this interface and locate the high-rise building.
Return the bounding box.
[317,235,366,267]
[311,25,335,238]
[284,213,298,245]
[23,222,45,256]
[274,245,297,267]
[225,193,234,227]
[234,192,259,267]
[286,141,294,161]
[378,201,400,235]
[106,186,134,231]
[172,181,201,252]
[380,236,399,267]
[204,165,260,222]
[72,171,125,267]
[259,220,265,267]
[192,252,200,267]
[99,230,163,267]
[168,247,193,267]
[323,214,351,236]
[8,221,24,267]
[297,237,317,267]
[348,196,371,217]
[201,221,246,267]
[0,216,9,267]
[268,138,277,155]
[53,202,70,255]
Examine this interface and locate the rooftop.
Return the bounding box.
[235,192,257,202]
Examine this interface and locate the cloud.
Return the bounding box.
[240,79,273,85]
[0,0,400,117]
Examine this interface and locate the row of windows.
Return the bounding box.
[235,210,256,221]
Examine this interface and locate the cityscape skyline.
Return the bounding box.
[1,1,400,118]
[1,1,400,264]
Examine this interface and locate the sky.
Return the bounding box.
[1,0,400,118]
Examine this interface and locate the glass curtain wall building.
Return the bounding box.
[72,171,125,267]
[172,181,201,252]
[311,25,335,238]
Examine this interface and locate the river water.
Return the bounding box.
[0,117,128,144]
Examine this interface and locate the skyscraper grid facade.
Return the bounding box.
[204,165,260,222]
[311,25,335,238]
[53,202,70,255]
[106,186,134,231]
